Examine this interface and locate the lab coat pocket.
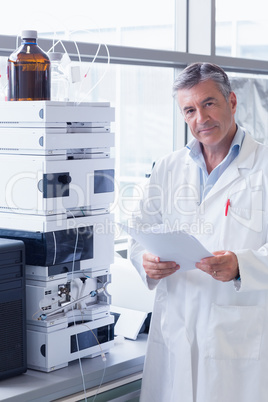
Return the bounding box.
[206,304,264,360]
[228,206,263,234]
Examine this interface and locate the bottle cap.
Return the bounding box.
[21,30,38,39]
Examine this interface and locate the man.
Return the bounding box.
[130,62,268,402]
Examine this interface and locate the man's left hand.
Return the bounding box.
[195,250,239,282]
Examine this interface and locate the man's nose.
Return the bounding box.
[196,108,208,123]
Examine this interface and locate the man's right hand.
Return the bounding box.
[143,253,180,280]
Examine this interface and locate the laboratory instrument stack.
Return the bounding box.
[0,101,115,372]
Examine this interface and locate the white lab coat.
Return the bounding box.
[130,130,268,402]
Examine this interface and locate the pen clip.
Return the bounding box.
[225,198,230,216]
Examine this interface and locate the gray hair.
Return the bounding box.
[173,62,232,102]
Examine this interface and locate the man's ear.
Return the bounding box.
[230,91,237,114]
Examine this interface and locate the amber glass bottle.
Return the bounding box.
[7,30,51,101]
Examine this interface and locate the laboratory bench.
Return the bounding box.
[0,334,147,402]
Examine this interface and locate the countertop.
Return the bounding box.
[0,334,147,402]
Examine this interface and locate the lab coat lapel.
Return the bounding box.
[201,132,257,203]
[203,165,240,202]
[182,153,201,202]
[182,132,258,204]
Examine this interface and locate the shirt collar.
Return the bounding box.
[186,124,245,160]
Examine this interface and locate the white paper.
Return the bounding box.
[121,224,213,272]
[111,305,147,340]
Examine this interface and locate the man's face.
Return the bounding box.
[177,79,237,150]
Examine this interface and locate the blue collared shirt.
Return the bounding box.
[186,125,245,201]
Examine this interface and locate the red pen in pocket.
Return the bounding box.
[225,198,231,216]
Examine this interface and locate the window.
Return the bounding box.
[87,63,174,223]
[216,0,268,60]
[1,0,175,51]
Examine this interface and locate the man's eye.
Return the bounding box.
[186,109,194,115]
